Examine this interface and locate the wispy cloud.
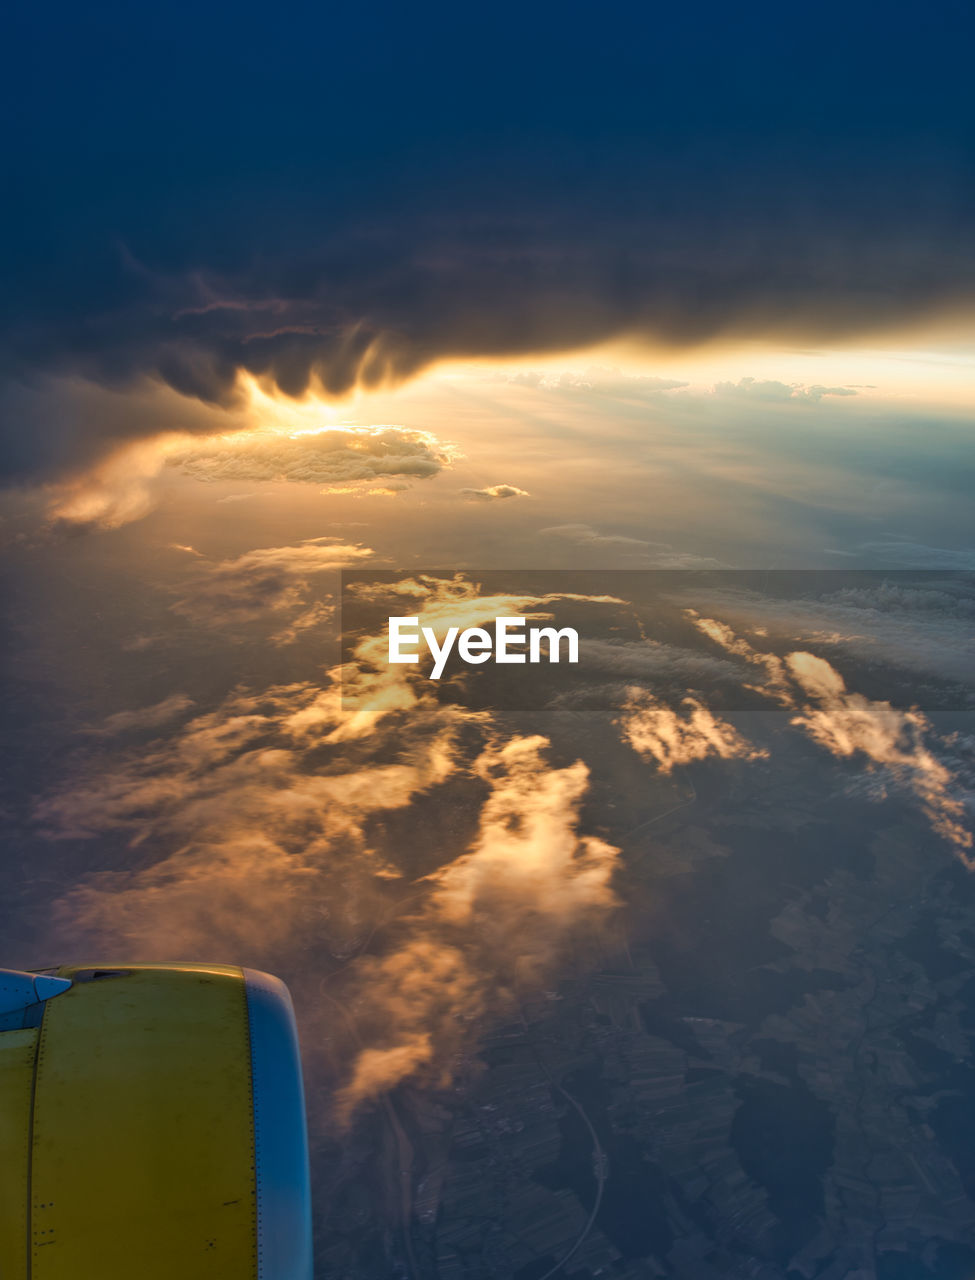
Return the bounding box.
[46,438,179,533]
[540,524,724,567]
[92,694,196,736]
[853,541,975,570]
[620,690,766,773]
[172,537,370,638]
[712,377,858,402]
[685,583,975,687]
[786,651,972,858]
[337,734,618,1117]
[687,612,973,859]
[459,483,530,501]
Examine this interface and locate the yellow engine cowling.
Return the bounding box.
[0,963,312,1279]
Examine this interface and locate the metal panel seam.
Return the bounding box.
[25,1004,47,1280]
[243,968,261,1280]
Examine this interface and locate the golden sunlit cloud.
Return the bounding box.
[686,611,794,704]
[15,320,975,544]
[336,733,619,1118]
[46,436,184,531]
[460,483,531,501]
[786,651,973,860]
[687,615,973,860]
[38,574,624,1124]
[167,420,455,489]
[33,327,975,538]
[42,373,460,531]
[620,690,767,773]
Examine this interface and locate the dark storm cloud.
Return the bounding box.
[2,0,974,479]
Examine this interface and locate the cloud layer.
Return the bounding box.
[336,733,618,1116]
[171,537,370,640]
[27,571,975,1134]
[36,575,624,1122]
[687,612,974,860]
[168,424,451,489]
[621,691,767,773]
[4,204,974,487]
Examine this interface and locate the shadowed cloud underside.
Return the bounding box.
[2,0,975,478]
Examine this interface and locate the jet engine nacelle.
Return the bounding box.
[0,963,312,1279]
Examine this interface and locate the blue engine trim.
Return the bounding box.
[243,969,314,1280]
[0,968,72,1031]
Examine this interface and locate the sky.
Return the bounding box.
[2,5,975,1273]
[2,0,975,478]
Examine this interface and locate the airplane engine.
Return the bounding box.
[0,963,312,1279]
